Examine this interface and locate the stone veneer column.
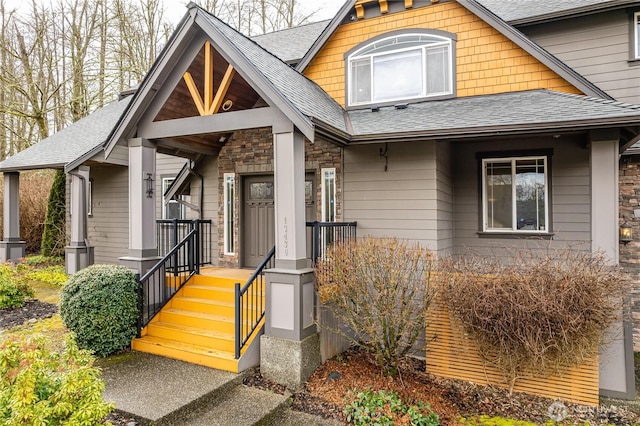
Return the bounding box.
[65,166,94,274]
[119,138,160,276]
[591,130,635,400]
[0,172,25,262]
[260,129,321,389]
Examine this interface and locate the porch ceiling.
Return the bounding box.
[155,132,230,158]
[153,43,263,122]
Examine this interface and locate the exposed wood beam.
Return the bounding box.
[204,41,214,114]
[156,138,219,157]
[379,0,388,14]
[405,0,413,8]
[183,72,206,116]
[211,65,235,114]
[138,107,287,139]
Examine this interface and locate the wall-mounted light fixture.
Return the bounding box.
[620,219,633,245]
[145,172,154,198]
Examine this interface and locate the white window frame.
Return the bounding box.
[634,12,640,59]
[162,177,184,220]
[321,168,336,222]
[87,180,92,216]
[223,173,235,255]
[347,33,454,107]
[481,156,549,233]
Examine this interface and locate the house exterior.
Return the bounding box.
[1,0,639,401]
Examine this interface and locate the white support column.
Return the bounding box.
[65,166,93,274]
[591,130,635,399]
[119,138,159,275]
[0,172,25,262]
[261,128,320,389]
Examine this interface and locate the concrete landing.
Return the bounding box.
[99,351,343,426]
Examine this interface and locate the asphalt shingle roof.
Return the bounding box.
[348,90,640,137]
[201,12,347,132]
[475,0,629,23]
[0,96,131,171]
[252,20,330,63]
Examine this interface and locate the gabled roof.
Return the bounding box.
[104,4,346,157]
[0,96,131,172]
[252,20,330,64]
[476,0,640,25]
[346,90,640,142]
[296,0,611,100]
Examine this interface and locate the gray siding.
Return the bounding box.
[191,156,219,264]
[87,165,129,265]
[436,142,453,253]
[155,153,189,219]
[524,10,640,104]
[343,141,442,251]
[452,136,591,255]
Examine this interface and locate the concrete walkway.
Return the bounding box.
[99,351,342,425]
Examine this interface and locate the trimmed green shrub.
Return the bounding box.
[0,265,34,309]
[41,169,66,257]
[60,264,139,357]
[0,334,113,425]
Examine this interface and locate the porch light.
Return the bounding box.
[620,220,633,245]
[145,172,154,198]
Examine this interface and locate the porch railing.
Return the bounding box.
[156,219,212,266]
[234,246,276,359]
[136,226,200,337]
[306,221,358,263]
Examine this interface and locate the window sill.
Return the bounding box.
[477,231,554,240]
[628,58,640,66]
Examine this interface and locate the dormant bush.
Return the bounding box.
[315,237,436,377]
[439,247,630,393]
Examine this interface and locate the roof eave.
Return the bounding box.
[64,144,104,173]
[459,0,612,100]
[0,163,66,173]
[348,117,640,144]
[509,0,640,26]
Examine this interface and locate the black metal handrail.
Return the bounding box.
[306,221,357,263]
[234,246,276,359]
[136,225,200,337]
[156,219,212,266]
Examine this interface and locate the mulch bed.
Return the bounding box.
[0,299,58,329]
[244,347,640,425]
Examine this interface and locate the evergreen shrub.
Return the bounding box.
[60,264,138,357]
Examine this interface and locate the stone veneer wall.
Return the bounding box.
[216,127,342,268]
[619,155,640,351]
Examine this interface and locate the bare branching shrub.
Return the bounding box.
[315,237,437,378]
[0,171,53,254]
[439,247,630,393]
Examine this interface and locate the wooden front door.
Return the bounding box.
[242,174,315,268]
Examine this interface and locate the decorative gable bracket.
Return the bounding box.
[354,0,416,20]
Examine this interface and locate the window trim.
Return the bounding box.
[87,180,92,217]
[634,11,640,60]
[321,168,336,222]
[223,173,235,255]
[344,29,457,109]
[479,151,552,235]
[161,176,185,220]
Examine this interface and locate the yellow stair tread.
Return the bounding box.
[163,308,234,322]
[134,335,235,360]
[149,321,234,340]
[174,296,235,307]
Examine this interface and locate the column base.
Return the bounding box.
[260,333,321,389]
[65,245,94,275]
[0,240,25,263]
[119,256,162,277]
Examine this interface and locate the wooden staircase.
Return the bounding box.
[132,269,262,373]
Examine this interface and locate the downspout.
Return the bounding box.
[68,170,89,247]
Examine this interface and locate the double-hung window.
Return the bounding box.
[347,31,455,107]
[162,177,184,220]
[482,156,549,233]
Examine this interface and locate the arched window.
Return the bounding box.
[346,31,455,107]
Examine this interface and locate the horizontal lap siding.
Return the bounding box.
[155,154,188,219]
[437,142,453,253]
[192,157,219,264]
[525,10,640,104]
[426,302,599,406]
[88,165,129,265]
[452,137,591,255]
[343,141,440,250]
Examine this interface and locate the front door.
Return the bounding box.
[242,174,315,268]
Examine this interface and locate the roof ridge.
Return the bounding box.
[251,19,331,39]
